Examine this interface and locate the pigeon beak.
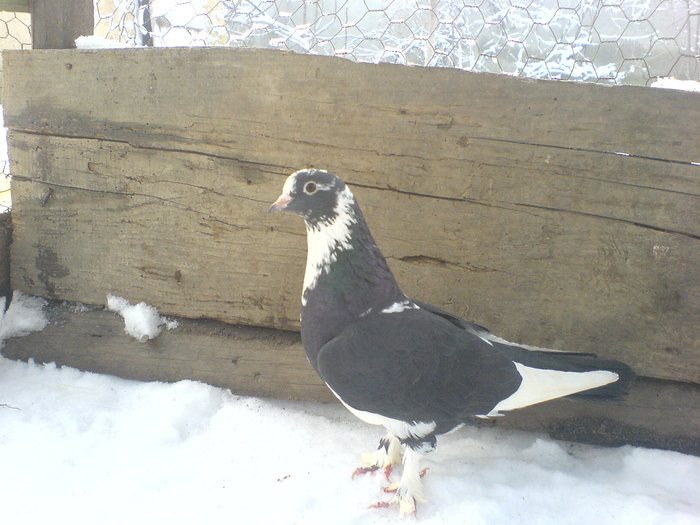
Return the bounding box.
[269,193,292,213]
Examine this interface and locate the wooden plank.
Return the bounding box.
[1,301,330,402]
[4,48,700,385]
[0,1,30,12]
[7,127,699,384]
[0,211,9,299]
[3,48,699,162]
[30,0,93,49]
[1,302,698,456]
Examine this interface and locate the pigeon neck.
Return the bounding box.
[301,187,399,296]
[300,197,404,363]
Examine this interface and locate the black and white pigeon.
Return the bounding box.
[269,168,634,516]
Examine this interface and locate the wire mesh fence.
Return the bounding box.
[0,11,31,212]
[0,11,30,50]
[94,0,700,86]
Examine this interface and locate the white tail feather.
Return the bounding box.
[488,363,619,416]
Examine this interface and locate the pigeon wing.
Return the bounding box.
[316,307,522,424]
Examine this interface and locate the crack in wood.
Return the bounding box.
[510,201,700,241]
[11,132,698,239]
[351,182,700,241]
[546,171,700,198]
[471,136,700,167]
[11,175,250,232]
[15,129,293,173]
[389,254,504,273]
[157,179,271,205]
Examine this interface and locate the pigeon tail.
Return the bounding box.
[496,343,636,401]
[563,356,635,401]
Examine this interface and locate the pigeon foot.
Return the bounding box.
[351,464,379,478]
[368,448,427,517]
[368,493,420,518]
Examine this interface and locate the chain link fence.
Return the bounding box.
[94,0,700,86]
[0,11,30,50]
[0,12,31,212]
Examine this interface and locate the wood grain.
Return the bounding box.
[1,301,329,401]
[0,211,9,299]
[30,0,94,49]
[4,48,699,385]
[0,1,30,12]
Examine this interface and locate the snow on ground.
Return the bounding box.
[1,296,699,525]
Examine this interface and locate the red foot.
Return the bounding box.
[352,465,379,479]
[369,498,419,517]
[384,464,393,481]
[380,468,427,494]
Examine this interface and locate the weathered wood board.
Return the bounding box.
[2,302,698,455]
[4,48,700,386]
[0,2,31,13]
[30,0,94,50]
[0,211,9,299]
[3,302,328,401]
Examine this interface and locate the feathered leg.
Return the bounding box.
[352,432,402,479]
[368,448,429,516]
[392,447,428,516]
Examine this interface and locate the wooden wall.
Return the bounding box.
[0,211,9,299]
[2,48,699,452]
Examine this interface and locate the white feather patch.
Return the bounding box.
[478,332,572,352]
[381,300,419,314]
[327,385,436,443]
[395,447,427,516]
[281,172,297,196]
[302,185,356,303]
[487,363,619,416]
[284,168,330,195]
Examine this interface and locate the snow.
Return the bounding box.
[0,291,48,345]
[650,78,700,92]
[75,35,138,49]
[1,294,699,524]
[106,294,178,342]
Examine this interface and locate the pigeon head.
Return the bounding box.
[270,168,403,310]
[269,169,351,228]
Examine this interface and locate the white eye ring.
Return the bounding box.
[303,181,318,195]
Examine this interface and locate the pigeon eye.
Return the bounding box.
[304,182,318,195]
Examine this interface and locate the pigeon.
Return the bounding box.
[269,168,634,516]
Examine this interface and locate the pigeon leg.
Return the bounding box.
[392,447,427,517]
[382,467,429,494]
[368,448,427,516]
[368,447,428,516]
[353,432,402,479]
